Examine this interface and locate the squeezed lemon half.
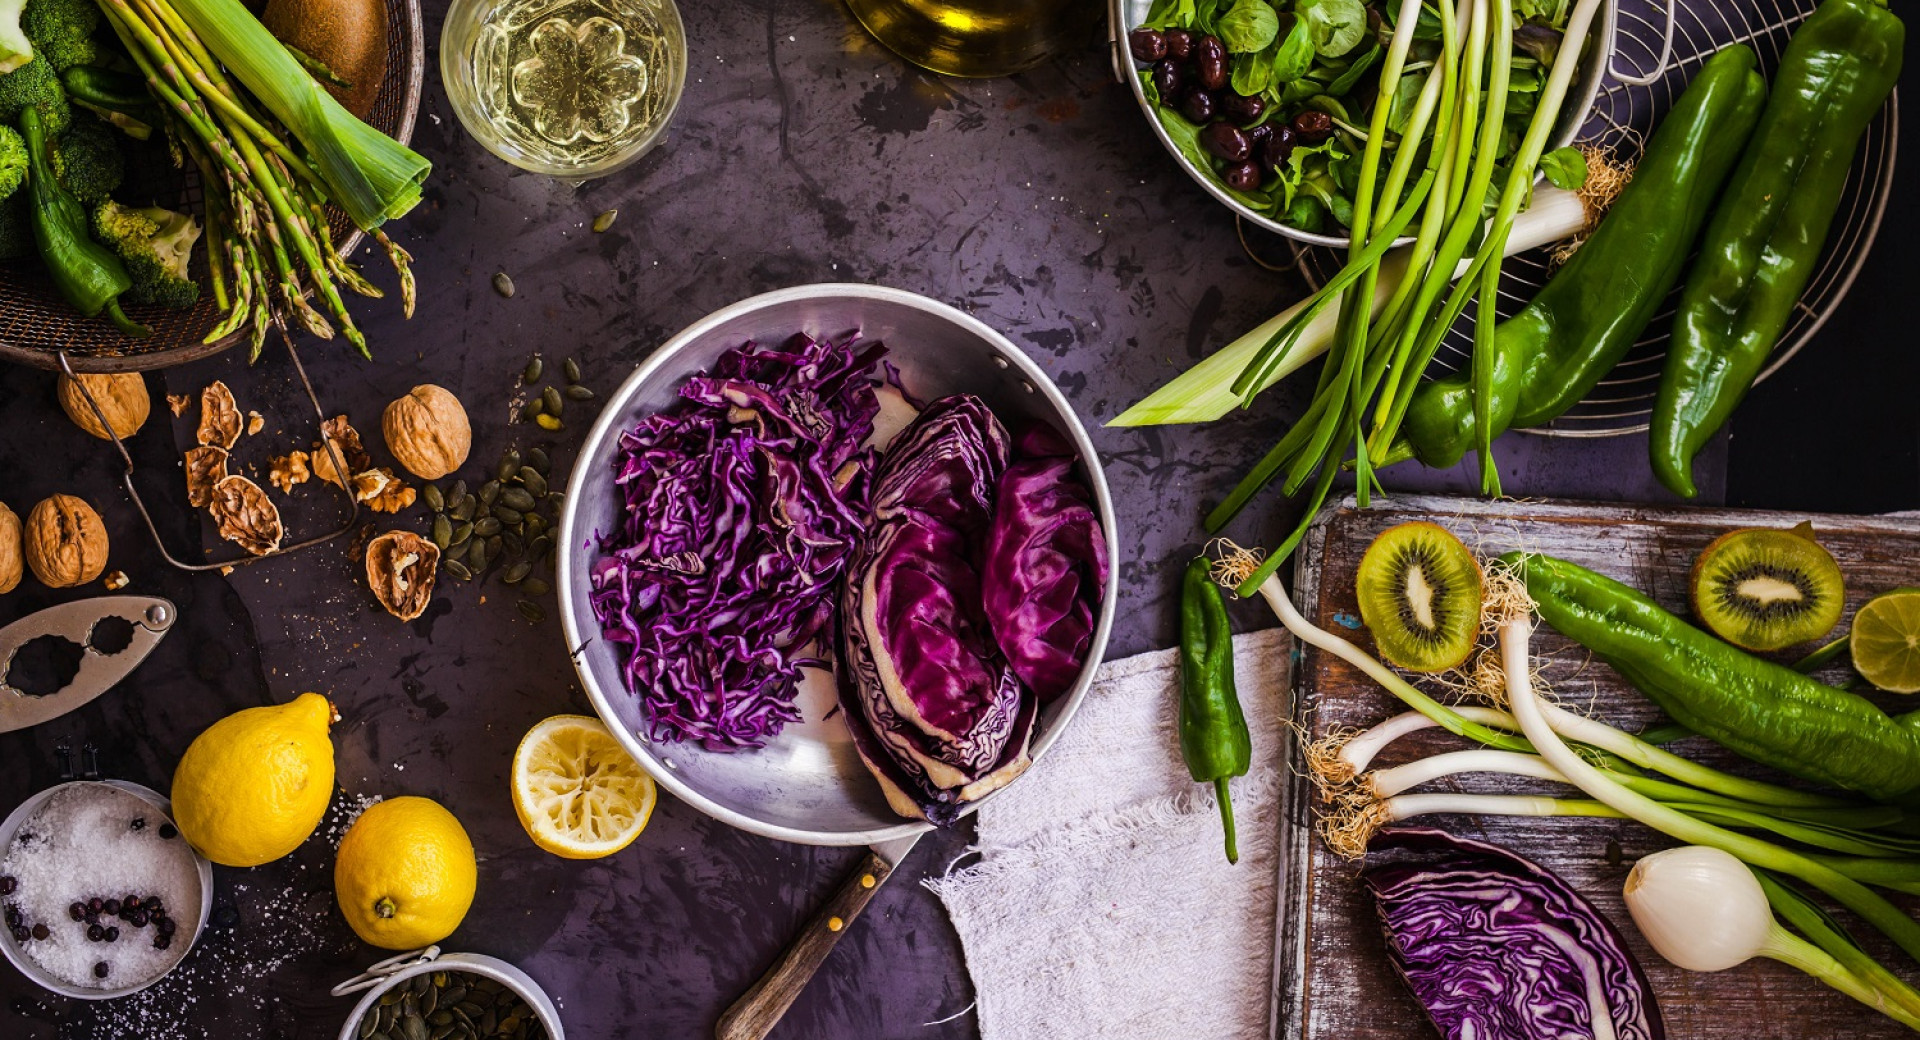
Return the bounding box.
[512,715,657,859]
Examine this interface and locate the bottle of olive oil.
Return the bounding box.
[845,0,1099,78]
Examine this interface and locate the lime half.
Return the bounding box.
[1851,589,1920,694]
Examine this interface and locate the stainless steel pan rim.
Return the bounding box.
[1110,0,1617,249]
[557,283,1120,847]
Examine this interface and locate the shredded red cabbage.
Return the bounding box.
[589,333,884,751]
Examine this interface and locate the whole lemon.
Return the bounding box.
[171,693,336,867]
[335,796,477,950]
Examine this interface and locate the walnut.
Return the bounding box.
[0,502,20,594]
[197,380,242,449]
[167,393,192,417]
[103,570,129,590]
[25,494,109,588]
[184,446,230,508]
[269,451,311,494]
[382,385,471,480]
[208,476,283,556]
[247,411,265,436]
[364,477,416,514]
[311,415,371,488]
[365,530,440,621]
[57,372,150,441]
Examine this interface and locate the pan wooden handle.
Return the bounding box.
[714,850,896,1040]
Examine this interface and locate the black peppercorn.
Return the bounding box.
[69,903,86,922]
[9,926,27,943]
[30,924,48,941]
[158,824,177,840]
[102,899,120,916]
[87,924,104,942]
[0,876,15,896]
[104,926,120,943]
[93,962,110,979]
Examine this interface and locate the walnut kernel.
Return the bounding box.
[58,372,150,441]
[382,385,471,480]
[25,494,109,588]
[167,393,192,417]
[197,380,242,449]
[269,451,311,494]
[247,411,265,436]
[366,530,440,621]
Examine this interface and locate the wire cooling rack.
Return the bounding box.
[1295,0,1899,437]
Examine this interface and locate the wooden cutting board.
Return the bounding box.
[1272,494,1920,1040]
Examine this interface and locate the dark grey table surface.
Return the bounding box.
[2,1,1914,1037]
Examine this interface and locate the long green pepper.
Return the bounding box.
[1179,557,1251,864]
[1652,0,1904,498]
[1504,551,1920,803]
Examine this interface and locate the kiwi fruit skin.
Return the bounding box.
[262,0,389,119]
[1690,526,1846,652]
[1355,521,1484,673]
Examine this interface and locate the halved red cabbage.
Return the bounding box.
[839,394,1037,824]
[983,424,1108,701]
[1363,828,1665,1040]
[589,333,883,751]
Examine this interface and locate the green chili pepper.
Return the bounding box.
[1392,46,1767,471]
[18,107,149,338]
[1652,0,1904,498]
[1179,556,1251,864]
[1503,551,1920,803]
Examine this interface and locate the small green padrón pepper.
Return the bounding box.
[1179,557,1252,864]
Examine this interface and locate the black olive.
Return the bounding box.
[1165,28,1193,59]
[1192,34,1226,68]
[1291,109,1334,143]
[1151,58,1184,99]
[1247,123,1274,150]
[1223,161,1264,191]
[1222,93,1266,126]
[1192,39,1228,92]
[1199,123,1252,162]
[1261,126,1299,171]
[1179,88,1216,124]
[1128,27,1168,63]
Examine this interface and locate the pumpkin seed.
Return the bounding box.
[431,514,452,550]
[565,385,594,401]
[517,600,546,623]
[503,561,532,584]
[527,447,551,474]
[379,1004,397,1030]
[492,272,514,299]
[444,559,473,581]
[592,209,617,233]
[520,398,544,421]
[479,1009,498,1033]
[429,1010,453,1027]
[449,522,474,548]
[501,487,537,512]
[546,491,565,508]
[523,513,548,537]
[442,986,468,1006]
[405,1015,431,1040]
[448,480,468,501]
[472,517,502,538]
[479,480,502,507]
[497,450,521,481]
[494,505,524,526]
[468,539,489,572]
[423,483,445,512]
[486,534,504,559]
[522,356,543,384]
[450,497,475,522]
[542,386,564,417]
[563,357,582,383]
[517,467,547,497]
[359,1012,379,1038]
[535,414,562,431]
[430,1026,455,1040]
[434,972,450,988]
[503,529,525,555]
[381,991,402,1007]
[521,577,550,597]
[527,536,552,563]
[423,986,439,1016]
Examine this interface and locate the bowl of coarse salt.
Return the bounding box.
[0,780,213,998]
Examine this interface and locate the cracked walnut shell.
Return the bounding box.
[197,380,243,449]
[58,372,150,441]
[208,475,283,556]
[383,385,471,480]
[311,415,372,489]
[366,530,440,621]
[25,494,109,588]
[185,446,231,508]
[0,502,20,594]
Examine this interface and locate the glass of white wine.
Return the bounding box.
[442,0,687,178]
[845,0,1100,78]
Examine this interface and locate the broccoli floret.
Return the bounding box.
[0,193,29,260]
[21,0,98,71]
[50,109,119,204]
[92,200,201,308]
[0,124,23,200]
[0,56,71,135]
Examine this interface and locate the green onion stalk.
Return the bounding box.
[91,0,426,357]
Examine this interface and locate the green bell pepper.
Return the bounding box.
[19,106,148,338]
[1178,556,1251,864]
[1652,0,1904,498]
[1392,46,1766,470]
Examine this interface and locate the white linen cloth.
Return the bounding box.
[925,629,1292,1040]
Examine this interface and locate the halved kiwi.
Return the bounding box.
[1690,524,1846,652]
[1355,521,1484,672]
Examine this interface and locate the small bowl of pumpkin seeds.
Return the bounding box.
[332,947,563,1040]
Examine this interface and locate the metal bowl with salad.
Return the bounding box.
[1111,0,1615,246]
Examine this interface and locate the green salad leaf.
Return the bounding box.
[1539,146,1588,190]
[1218,0,1280,53]
[1271,17,1316,82]
[1297,0,1367,57]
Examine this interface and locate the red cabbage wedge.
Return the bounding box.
[590,333,883,751]
[1363,827,1665,1040]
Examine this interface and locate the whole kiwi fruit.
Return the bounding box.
[262,0,388,119]
[1690,524,1846,652]
[1355,521,1484,672]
